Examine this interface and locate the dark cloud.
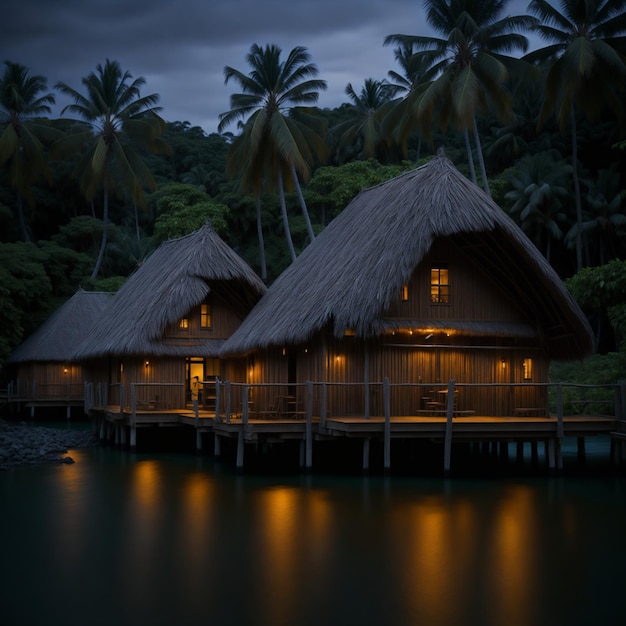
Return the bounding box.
[2,0,535,133]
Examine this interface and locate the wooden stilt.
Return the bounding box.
[547,439,556,470]
[305,381,313,470]
[214,433,221,458]
[236,430,244,469]
[383,377,391,471]
[531,441,539,465]
[443,379,456,475]
[362,438,370,472]
[516,441,525,464]
[577,437,586,464]
[196,428,202,452]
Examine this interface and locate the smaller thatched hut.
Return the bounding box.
[222,152,594,418]
[73,222,266,410]
[6,289,113,414]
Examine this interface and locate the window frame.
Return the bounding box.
[430,264,450,304]
[200,301,212,330]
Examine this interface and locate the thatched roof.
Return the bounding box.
[7,290,113,364]
[73,222,266,359]
[222,152,593,360]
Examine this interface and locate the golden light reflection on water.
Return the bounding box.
[255,485,332,625]
[488,486,539,626]
[132,459,161,511]
[180,472,214,543]
[391,485,544,625]
[120,459,164,594]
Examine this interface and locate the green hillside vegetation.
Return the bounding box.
[2,0,626,381]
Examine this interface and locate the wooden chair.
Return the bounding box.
[258,399,279,420]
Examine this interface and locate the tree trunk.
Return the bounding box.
[277,166,297,263]
[290,163,315,244]
[16,191,30,242]
[90,173,109,280]
[256,194,267,282]
[570,102,583,271]
[473,115,490,197]
[464,127,477,186]
[134,203,140,242]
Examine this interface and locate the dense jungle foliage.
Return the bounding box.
[2,0,626,377]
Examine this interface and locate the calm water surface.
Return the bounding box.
[1,430,625,626]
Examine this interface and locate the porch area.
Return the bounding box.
[84,378,626,474]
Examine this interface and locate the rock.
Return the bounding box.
[0,418,99,469]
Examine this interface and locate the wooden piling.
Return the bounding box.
[443,379,456,474]
[383,377,391,471]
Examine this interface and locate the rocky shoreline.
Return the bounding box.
[0,419,100,470]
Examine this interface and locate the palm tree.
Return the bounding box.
[0,61,60,241]
[576,166,626,265]
[525,0,626,271]
[504,149,571,263]
[330,78,401,162]
[385,0,537,195]
[385,42,435,161]
[55,59,170,279]
[218,44,327,265]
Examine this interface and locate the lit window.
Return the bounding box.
[201,303,212,329]
[401,284,409,301]
[179,318,189,329]
[430,265,449,303]
[523,358,533,381]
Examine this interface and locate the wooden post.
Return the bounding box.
[364,343,370,419]
[196,428,202,452]
[547,439,556,470]
[236,385,247,470]
[555,383,564,471]
[383,377,391,471]
[516,441,525,464]
[615,380,626,421]
[128,384,136,450]
[214,433,221,458]
[215,378,221,423]
[225,381,231,423]
[242,385,249,425]
[305,381,313,470]
[362,438,370,472]
[236,430,244,470]
[443,379,456,475]
[320,382,327,430]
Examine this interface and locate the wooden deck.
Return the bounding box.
[89,404,621,474]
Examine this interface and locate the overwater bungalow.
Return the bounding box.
[5,289,113,417]
[221,151,595,421]
[72,222,266,415]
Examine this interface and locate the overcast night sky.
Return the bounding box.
[3,0,535,135]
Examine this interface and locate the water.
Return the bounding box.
[1,432,625,626]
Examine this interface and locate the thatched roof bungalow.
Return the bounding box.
[73,222,266,409]
[222,152,593,418]
[7,289,113,408]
